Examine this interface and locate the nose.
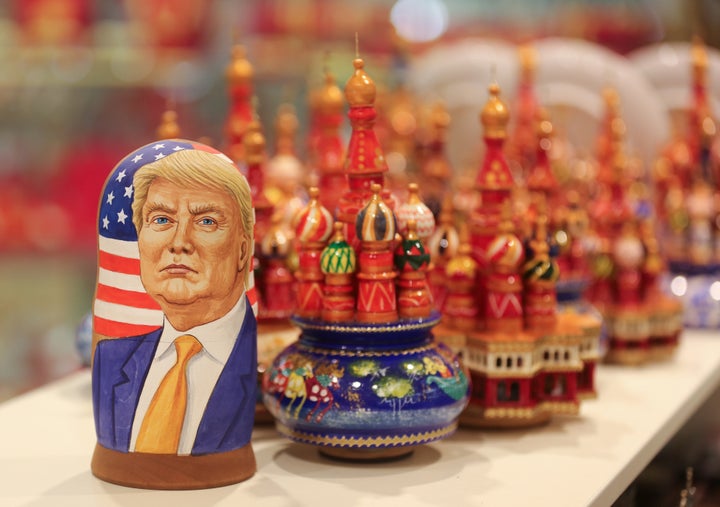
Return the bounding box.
[168,218,194,255]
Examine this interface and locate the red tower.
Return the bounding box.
[337,56,391,249]
[224,44,254,165]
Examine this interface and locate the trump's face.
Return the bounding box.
[138,177,249,328]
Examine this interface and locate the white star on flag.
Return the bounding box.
[155,152,166,160]
[173,146,185,151]
[153,143,165,150]
[132,154,143,163]
[116,169,126,183]
[102,216,109,229]
[106,191,115,205]
[117,209,128,224]
[124,185,133,198]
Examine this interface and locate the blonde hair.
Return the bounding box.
[132,149,254,280]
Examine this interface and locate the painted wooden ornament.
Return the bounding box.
[91,140,257,489]
[263,53,469,460]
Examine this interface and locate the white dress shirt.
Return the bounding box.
[129,295,247,455]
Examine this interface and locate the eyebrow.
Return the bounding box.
[143,202,176,219]
[189,203,227,219]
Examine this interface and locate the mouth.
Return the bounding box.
[161,264,197,275]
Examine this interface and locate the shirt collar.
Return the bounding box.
[158,295,247,364]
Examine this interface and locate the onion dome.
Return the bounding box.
[156,108,181,140]
[260,214,292,259]
[396,183,436,240]
[356,183,396,242]
[523,216,559,283]
[274,103,299,155]
[428,195,460,263]
[345,57,376,107]
[481,82,510,140]
[394,220,431,272]
[226,44,253,85]
[295,187,334,244]
[319,71,344,115]
[446,228,478,281]
[243,119,266,166]
[613,222,644,270]
[321,222,356,275]
[485,201,524,271]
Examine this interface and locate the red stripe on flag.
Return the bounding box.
[94,316,161,338]
[246,286,258,307]
[98,251,141,275]
[95,284,161,309]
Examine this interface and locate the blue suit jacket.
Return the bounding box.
[92,297,257,456]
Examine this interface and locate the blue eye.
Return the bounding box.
[153,217,169,225]
[199,217,216,226]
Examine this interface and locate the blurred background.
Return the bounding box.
[0,1,718,504]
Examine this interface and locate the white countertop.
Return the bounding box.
[2,329,720,507]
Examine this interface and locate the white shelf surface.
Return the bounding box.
[2,329,720,507]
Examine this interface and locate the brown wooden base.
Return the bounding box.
[91,442,256,490]
[459,404,552,429]
[319,445,414,461]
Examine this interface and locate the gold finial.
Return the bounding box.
[157,104,181,140]
[345,40,376,107]
[243,120,265,165]
[226,44,253,84]
[406,219,419,240]
[531,214,550,258]
[331,221,345,242]
[518,43,536,80]
[275,103,299,153]
[481,82,510,139]
[370,182,382,195]
[308,187,320,201]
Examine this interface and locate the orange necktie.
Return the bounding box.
[135,334,203,454]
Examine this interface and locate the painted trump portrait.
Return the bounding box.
[91,140,258,489]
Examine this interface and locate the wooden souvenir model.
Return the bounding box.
[588,94,683,364]
[266,103,306,229]
[224,44,254,165]
[262,53,469,460]
[653,37,720,328]
[417,101,452,217]
[433,83,600,427]
[91,140,257,488]
[312,69,347,215]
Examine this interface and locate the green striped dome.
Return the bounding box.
[321,238,356,275]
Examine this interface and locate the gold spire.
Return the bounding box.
[691,35,708,85]
[274,103,299,154]
[226,44,253,85]
[243,119,265,165]
[345,57,376,107]
[156,108,180,140]
[481,82,510,139]
[518,43,536,81]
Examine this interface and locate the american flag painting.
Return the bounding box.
[93,139,257,338]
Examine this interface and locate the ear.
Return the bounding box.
[237,235,251,274]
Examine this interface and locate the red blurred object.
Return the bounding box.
[124,0,213,50]
[13,0,93,46]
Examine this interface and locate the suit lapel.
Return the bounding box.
[193,300,257,455]
[112,330,161,450]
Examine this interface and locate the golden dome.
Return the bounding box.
[156,109,180,140]
[243,120,265,165]
[480,83,510,139]
[275,103,299,140]
[319,71,344,115]
[345,58,376,107]
[226,44,254,85]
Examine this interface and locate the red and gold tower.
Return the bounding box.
[225,44,254,165]
[337,56,391,248]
